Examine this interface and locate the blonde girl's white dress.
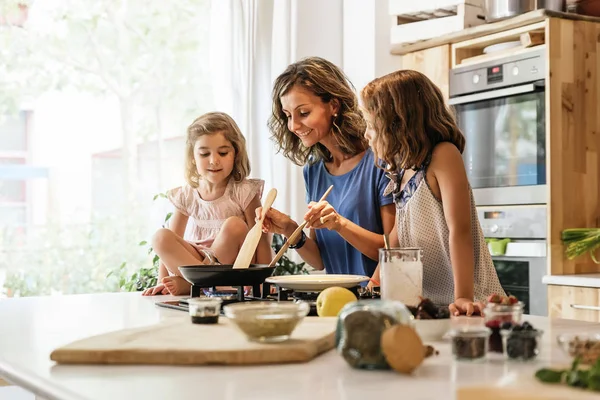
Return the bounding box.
[166,178,264,263]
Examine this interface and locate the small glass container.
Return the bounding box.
[501,328,544,361]
[335,299,414,370]
[484,302,524,353]
[188,297,222,324]
[447,327,491,361]
[379,248,423,307]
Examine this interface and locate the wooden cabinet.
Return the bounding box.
[548,285,600,322]
[400,45,450,100]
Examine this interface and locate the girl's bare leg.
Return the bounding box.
[210,216,251,264]
[152,228,205,295]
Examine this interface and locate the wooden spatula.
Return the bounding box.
[267,185,333,268]
[233,188,278,269]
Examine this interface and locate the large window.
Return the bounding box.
[0,0,214,297]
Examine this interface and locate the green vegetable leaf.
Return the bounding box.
[535,368,565,383]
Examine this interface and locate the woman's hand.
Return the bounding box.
[448,298,484,317]
[256,206,296,237]
[304,200,346,231]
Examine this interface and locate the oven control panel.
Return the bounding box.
[449,46,546,98]
[477,206,547,239]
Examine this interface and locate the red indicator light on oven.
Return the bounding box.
[492,66,500,74]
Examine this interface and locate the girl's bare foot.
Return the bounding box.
[162,276,191,296]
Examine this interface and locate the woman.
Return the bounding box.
[258,57,395,278]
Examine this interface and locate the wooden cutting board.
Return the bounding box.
[457,383,599,400]
[50,316,337,366]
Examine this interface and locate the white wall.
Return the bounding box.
[342,0,401,91]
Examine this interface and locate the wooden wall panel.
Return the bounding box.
[547,18,600,275]
[400,45,451,100]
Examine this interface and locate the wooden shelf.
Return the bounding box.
[451,21,546,67]
[390,9,600,55]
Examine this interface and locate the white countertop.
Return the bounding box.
[543,273,600,288]
[0,292,599,400]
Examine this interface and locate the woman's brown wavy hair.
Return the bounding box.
[268,56,367,166]
[360,69,465,172]
[184,112,250,188]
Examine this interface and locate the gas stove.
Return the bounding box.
[155,282,380,315]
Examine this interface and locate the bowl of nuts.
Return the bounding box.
[556,332,600,365]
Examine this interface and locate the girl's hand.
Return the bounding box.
[256,206,295,236]
[449,298,484,317]
[304,200,346,231]
[142,284,169,296]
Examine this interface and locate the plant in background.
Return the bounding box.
[271,233,309,276]
[562,228,600,263]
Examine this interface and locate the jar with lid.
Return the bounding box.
[484,301,524,353]
[335,299,414,370]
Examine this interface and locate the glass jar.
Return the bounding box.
[335,299,414,370]
[501,328,544,361]
[379,248,423,307]
[484,301,524,353]
[188,297,222,324]
[447,327,491,361]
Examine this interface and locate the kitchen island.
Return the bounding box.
[0,292,598,400]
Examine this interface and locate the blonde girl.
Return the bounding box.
[142,112,272,296]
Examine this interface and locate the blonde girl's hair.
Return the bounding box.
[267,56,367,166]
[360,69,465,172]
[184,112,250,188]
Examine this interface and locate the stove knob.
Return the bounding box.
[472,74,480,84]
[490,224,499,233]
[512,66,519,76]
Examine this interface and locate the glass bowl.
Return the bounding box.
[223,301,310,343]
[556,332,600,365]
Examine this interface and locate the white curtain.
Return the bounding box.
[209,0,306,224]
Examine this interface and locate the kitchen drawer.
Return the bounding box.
[548,285,600,322]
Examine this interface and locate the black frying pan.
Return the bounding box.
[178,264,275,287]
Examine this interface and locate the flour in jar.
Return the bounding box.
[380,260,423,307]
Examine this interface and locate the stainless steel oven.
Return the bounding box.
[449,47,547,206]
[478,205,547,316]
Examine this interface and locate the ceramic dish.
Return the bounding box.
[265,274,370,292]
[414,318,451,342]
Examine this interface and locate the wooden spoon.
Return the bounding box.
[267,185,333,268]
[232,188,277,269]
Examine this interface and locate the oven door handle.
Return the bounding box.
[448,83,537,105]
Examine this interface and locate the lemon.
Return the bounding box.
[316,286,357,317]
